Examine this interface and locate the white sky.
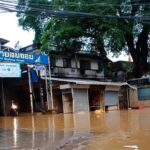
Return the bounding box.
[108,51,129,62]
[0,12,129,61]
[0,12,34,48]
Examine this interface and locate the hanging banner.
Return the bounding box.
[0,50,48,65]
[0,63,21,77]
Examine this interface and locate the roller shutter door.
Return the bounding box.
[105,91,118,106]
[73,89,89,112]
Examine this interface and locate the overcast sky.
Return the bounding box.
[0,12,128,61]
[0,12,34,48]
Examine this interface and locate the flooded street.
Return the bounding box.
[0,108,150,150]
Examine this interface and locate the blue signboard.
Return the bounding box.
[0,50,48,65]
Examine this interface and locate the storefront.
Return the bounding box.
[50,78,130,113]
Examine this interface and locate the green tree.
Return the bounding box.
[16,0,150,78]
[117,0,150,77]
[17,0,51,43]
[41,0,117,57]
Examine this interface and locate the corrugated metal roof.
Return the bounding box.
[0,38,9,45]
[41,77,136,89]
[42,77,127,86]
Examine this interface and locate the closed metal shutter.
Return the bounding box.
[105,91,118,106]
[73,89,89,112]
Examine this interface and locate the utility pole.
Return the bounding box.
[48,55,54,110]
[1,78,5,115]
[38,70,45,111]
[28,67,34,114]
[45,67,50,110]
[0,42,4,115]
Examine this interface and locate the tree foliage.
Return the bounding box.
[120,0,150,77]
[17,0,51,43]
[16,0,150,78]
[40,0,117,57]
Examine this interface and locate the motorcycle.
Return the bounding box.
[10,101,18,116]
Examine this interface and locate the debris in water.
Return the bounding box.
[124,145,138,149]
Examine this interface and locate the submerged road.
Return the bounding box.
[0,108,150,150]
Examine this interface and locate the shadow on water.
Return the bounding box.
[0,109,150,149]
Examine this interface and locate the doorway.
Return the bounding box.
[119,86,128,109]
[62,92,73,113]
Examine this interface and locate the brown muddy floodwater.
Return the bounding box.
[0,108,150,150]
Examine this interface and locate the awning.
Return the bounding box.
[41,76,136,89]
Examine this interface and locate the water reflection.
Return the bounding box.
[13,117,18,147]
[0,113,91,149]
[0,109,150,149]
[73,112,90,134]
[31,116,35,149]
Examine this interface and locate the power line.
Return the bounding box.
[0,1,150,22]
[1,0,150,7]
[0,0,150,11]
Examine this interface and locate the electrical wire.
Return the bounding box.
[0,0,149,22]
[0,0,150,7]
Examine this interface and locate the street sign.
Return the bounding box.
[0,63,21,78]
[0,50,48,65]
[35,65,46,71]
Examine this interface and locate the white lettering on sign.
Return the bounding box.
[2,52,34,60]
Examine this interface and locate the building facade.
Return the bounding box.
[0,40,131,115]
[49,51,110,80]
[42,52,130,113]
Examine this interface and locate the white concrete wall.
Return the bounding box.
[77,60,80,68]
[55,57,63,67]
[129,88,138,107]
[52,56,104,79]
[55,57,99,70]
[55,57,76,68]
[71,59,76,68]
[91,61,98,70]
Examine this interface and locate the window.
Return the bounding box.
[50,57,55,67]
[63,58,71,68]
[98,62,104,72]
[80,60,91,70]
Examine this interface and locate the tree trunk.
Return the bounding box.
[125,26,149,78]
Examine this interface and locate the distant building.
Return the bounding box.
[19,43,41,54]
[110,61,133,81]
[128,77,150,108]
[0,38,16,52]
[48,51,110,80]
